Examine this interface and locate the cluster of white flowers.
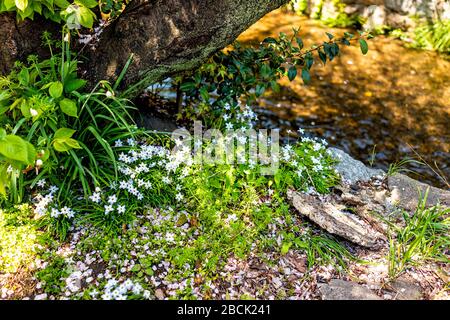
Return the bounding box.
[222,102,258,130]
[50,206,76,219]
[88,188,127,216]
[101,279,144,300]
[33,185,75,219]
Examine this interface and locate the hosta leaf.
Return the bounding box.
[0,135,36,165]
[59,98,78,117]
[15,0,28,11]
[49,81,63,99]
[77,6,95,29]
[64,78,86,93]
[54,127,76,140]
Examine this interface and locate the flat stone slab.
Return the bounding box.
[390,278,422,300]
[388,173,450,212]
[287,190,385,248]
[319,279,382,300]
[329,147,384,184]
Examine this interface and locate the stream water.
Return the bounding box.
[237,10,450,189]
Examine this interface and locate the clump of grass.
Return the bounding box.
[388,190,450,279]
[413,20,450,54]
[387,158,424,176]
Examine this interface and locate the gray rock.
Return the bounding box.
[390,277,423,300]
[328,147,384,184]
[363,5,387,30]
[387,173,450,212]
[287,190,385,248]
[319,279,382,300]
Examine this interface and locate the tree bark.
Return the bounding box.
[0,13,58,75]
[1,0,289,96]
[84,0,289,95]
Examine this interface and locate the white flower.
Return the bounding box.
[298,128,305,135]
[104,204,114,214]
[108,195,117,204]
[106,91,114,98]
[117,205,126,214]
[30,108,38,117]
[36,179,46,188]
[89,192,101,203]
[225,122,233,130]
[49,185,59,194]
[175,193,183,201]
[35,159,43,167]
[50,208,61,218]
[127,138,136,146]
[115,139,123,147]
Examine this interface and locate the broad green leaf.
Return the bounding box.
[64,78,86,92]
[59,98,78,117]
[18,68,30,86]
[54,127,76,140]
[0,135,36,165]
[49,81,63,99]
[75,0,97,8]
[287,66,297,81]
[4,0,16,10]
[301,69,311,84]
[54,0,70,9]
[77,6,95,29]
[15,0,28,11]
[359,39,369,55]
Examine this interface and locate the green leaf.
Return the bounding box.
[77,6,95,29]
[49,81,63,99]
[199,87,209,102]
[18,68,30,86]
[281,242,292,255]
[0,128,6,140]
[59,98,78,117]
[359,39,369,55]
[255,84,265,97]
[54,127,76,140]
[64,78,86,93]
[15,0,28,11]
[287,66,297,81]
[319,50,327,65]
[52,128,81,152]
[54,0,70,9]
[75,0,97,8]
[0,135,35,165]
[296,37,303,49]
[301,69,311,84]
[180,81,196,91]
[326,32,334,40]
[4,0,16,10]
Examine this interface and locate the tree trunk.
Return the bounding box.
[1,0,289,96]
[0,13,58,75]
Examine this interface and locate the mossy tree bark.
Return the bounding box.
[0,0,289,96]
